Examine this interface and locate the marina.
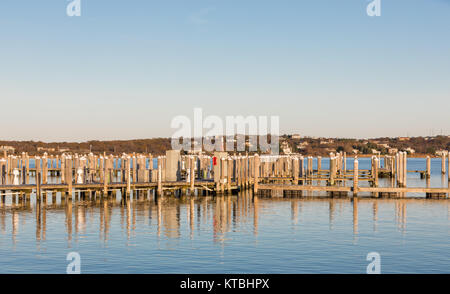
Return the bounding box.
[0,150,449,204]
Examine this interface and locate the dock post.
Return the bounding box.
[35,156,41,178]
[397,152,403,187]
[67,156,73,199]
[148,154,153,182]
[242,155,247,188]
[293,156,299,185]
[448,151,450,182]
[343,152,347,173]
[104,163,108,196]
[442,153,447,175]
[337,152,342,175]
[126,156,131,196]
[245,155,249,188]
[131,154,136,183]
[353,158,359,197]
[227,157,232,193]
[390,156,395,178]
[20,152,25,178]
[401,151,405,187]
[396,153,400,186]
[374,157,379,187]
[254,154,260,194]
[220,157,226,193]
[61,155,66,184]
[403,152,407,187]
[22,165,26,185]
[426,156,431,178]
[241,156,245,188]
[329,156,335,186]
[157,157,162,197]
[370,156,375,181]
[7,155,11,175]
[99,155,104,183]
[36,172,41,203]
[26,153,30,183]
[0,159,5,185]
[308,156,313,179]
[236,156,241,189]
[42,154,48,184]
[190,156,195,193]
[121,155,126,183]
[299,156,304,183]
[215,158,220,193]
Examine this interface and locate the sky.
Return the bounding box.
[0,0,449,142]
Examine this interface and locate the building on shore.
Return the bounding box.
[0,146,15,154]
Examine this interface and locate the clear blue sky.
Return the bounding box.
[0,0,449,142]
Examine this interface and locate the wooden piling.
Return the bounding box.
[157,157,162,196]
[36,172,41,203]
[397,153,401,186]
[245,156,249,188]
[61,155,66,183]
[254,154,260,194]
[448,151,450,182]
[42,154,48,184]
[442,153,446,175]
[227,157,232,193]
[343,152,347,172]
[67,156,73,198]
[403,152,407,187]
[103,158,108,195]
[220,157,225,193]
[353,158,359,196]
[190,156,195,192]
[126,156,131,195]
[374,157,379,187]
[133,154,137,183]
[329,156,335,186]
[293,157,299,185]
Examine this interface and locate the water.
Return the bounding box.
[0,158,449,273]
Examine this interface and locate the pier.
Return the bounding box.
[0,150,449,205]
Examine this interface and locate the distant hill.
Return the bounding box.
[0,135,449,156]
[0,138,172,156]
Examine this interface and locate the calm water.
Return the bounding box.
[0,158,449,273]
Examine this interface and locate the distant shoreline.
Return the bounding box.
[1,135,449,157]
[347,154,442,158]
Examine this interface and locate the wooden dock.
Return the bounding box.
[0,150,449,205]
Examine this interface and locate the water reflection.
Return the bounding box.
[373,202,378,232]
[328,200,335,230]
[353,197,358,239]
[395,201,407,233]
[0,192,448,249]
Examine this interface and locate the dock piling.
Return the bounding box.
[353,158,359,196]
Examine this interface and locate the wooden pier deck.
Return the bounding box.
[257,184,450,194]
